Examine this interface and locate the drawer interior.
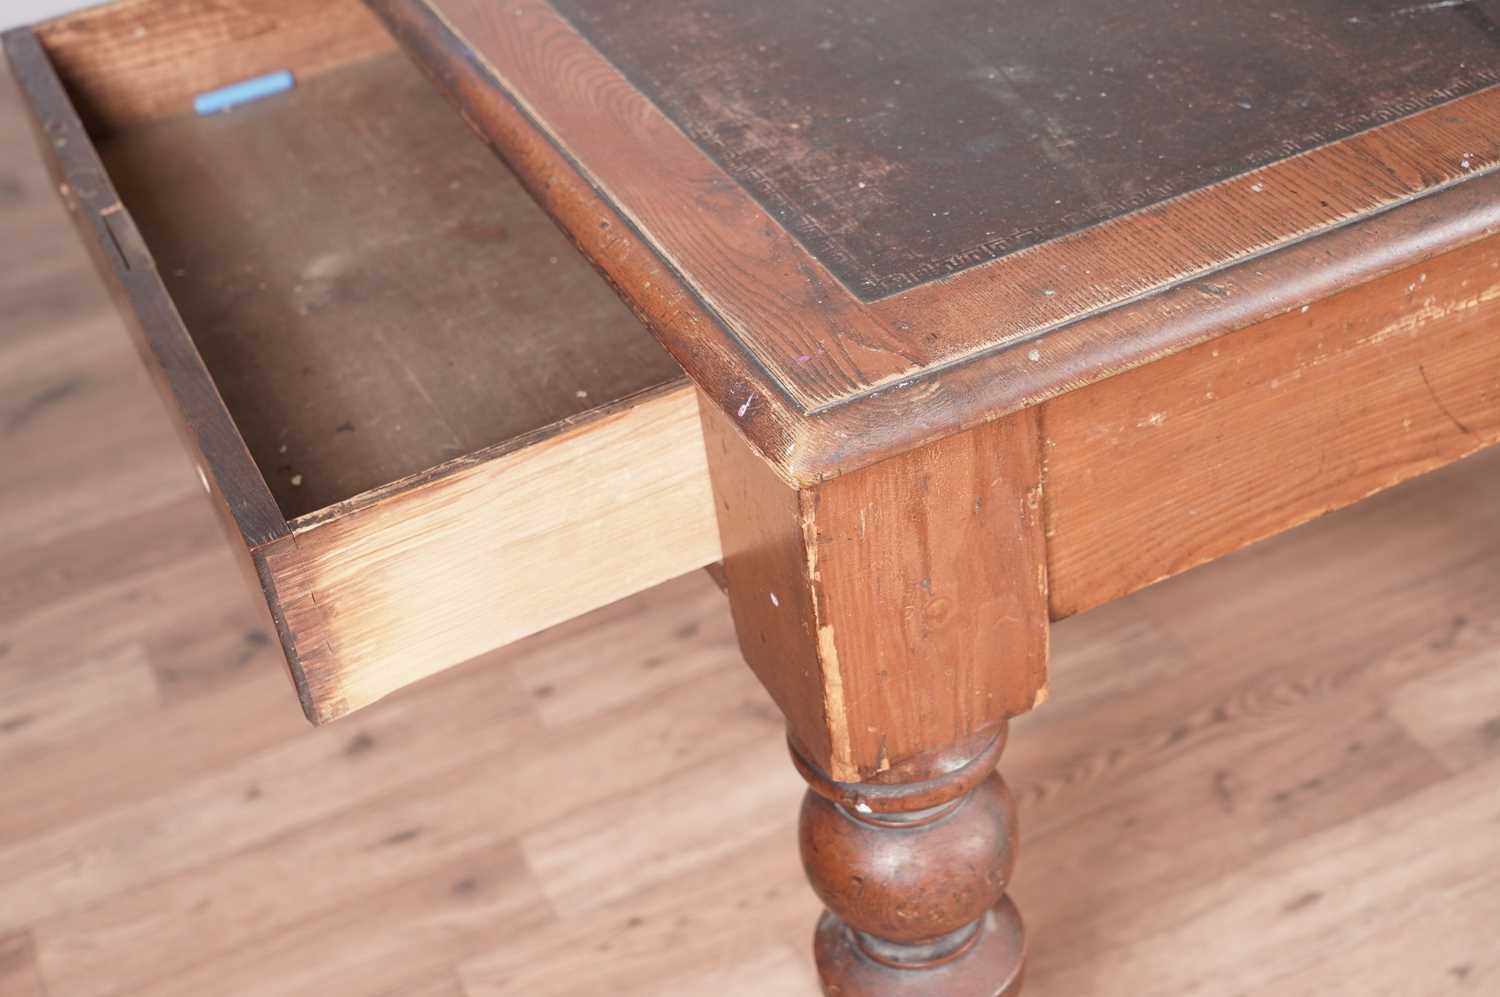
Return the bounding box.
[12,0,719,724]
[35,0,684,519]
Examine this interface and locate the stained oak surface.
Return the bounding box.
[554,0,1500,298]
[99,50,680,517]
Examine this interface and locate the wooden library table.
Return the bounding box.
[7,0,1500,992]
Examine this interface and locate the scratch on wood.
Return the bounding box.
[1394,0,1469,14]
[1417,364,1475,437]
[1361,286,1500,349]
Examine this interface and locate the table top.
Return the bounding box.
[552,0,1497,300]
[394,0,1500,481]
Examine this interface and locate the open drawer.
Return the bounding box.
[4,0,719,723]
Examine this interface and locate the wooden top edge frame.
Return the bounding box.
[379,0,1500,485]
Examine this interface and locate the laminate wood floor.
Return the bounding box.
[3,69,1499,997]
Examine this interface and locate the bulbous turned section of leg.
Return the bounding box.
[792,726,1025,996]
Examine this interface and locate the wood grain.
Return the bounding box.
[7,108,1500,996]
[797,730,1025,994]
[1045,232,1500,617]
[33,0,394,132]
[16,0,1500,739]
[4,25,287,550]
[0,932,46,997]
[241,224,1500,724]
[6,0,703,724]
[1027,741,1500,995]
[97,49,682,518]
[260,384,720,724]
[393,0,1500,483]
[702,399,1049,783]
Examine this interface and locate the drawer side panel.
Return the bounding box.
[4,27,288,550]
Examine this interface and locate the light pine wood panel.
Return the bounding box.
[261,383,720,724]
[0,309,191,550]
[496,573,741,729]
[27,596,768,997]
[1032,754,1500,995]
[30,763,518,997]
[403,976,471,997]
[519,730,803,917]
[0,932,46,997]
[1388,645,1500,773]
[0,644,157,767]
[132,843,548,997]
[0,668,539,933]
[458,830,816,997]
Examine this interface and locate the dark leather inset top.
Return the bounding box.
[552,0,1500,298]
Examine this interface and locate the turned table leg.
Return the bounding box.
[794,727,1024,996]
[699,398,1049,996]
